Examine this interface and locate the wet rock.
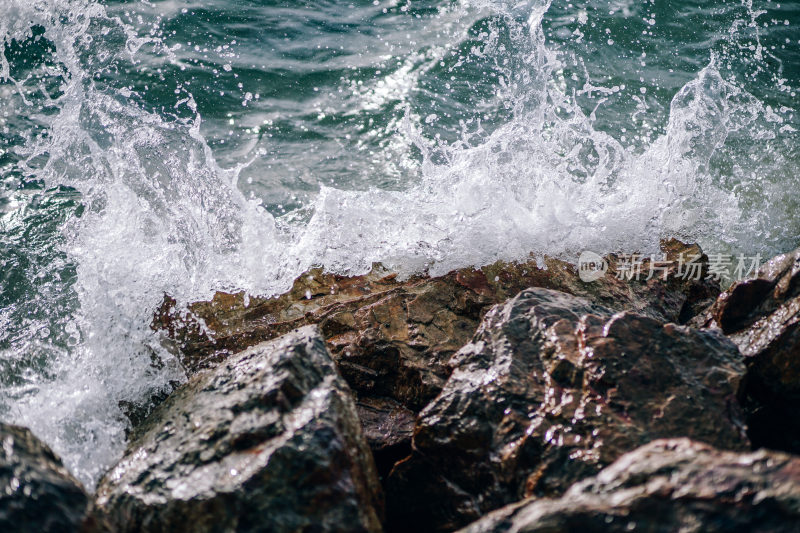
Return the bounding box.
[153,241,719,458]
[691,247,800,336]
[0,423,88,532]
[459,438,800,533]
[90,326,384,533]
[385,288,747,532]
[355,397,415,480]
[692,247,800,454]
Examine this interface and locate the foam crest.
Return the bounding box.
[289,2,769,275]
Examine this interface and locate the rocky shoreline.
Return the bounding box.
[3,241,800,532]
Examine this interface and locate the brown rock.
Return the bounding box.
[692,247,800,454]
[153,241,719,460]
[458,438,800,533]
[355,397,415,480]
[385,288,747,532]
[691,247,800,336]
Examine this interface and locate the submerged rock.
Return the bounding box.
[459,438,800,533]
[90,326,383,533]
[385,288,747,532]
[0,423,88,532]
[153,241,718,459]
[692,247,800,454]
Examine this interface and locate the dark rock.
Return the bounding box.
[692,248,800,454]
[691,247,800,336]
[90,326,383,533]
[385,288,747,532]
[153,241,719,459]
[0,423,88,532]
[458,438,800,533]
[355,397,415,480]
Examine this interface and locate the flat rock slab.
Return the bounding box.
[0,423,88,532]
[90,326,383,533]
[385,288,747,532]
[459,438,800,533]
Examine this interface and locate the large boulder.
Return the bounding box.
[692,247,800,454]
[90,326,383,533]
[0,423,88,532]
[459,438,800,533]
[153,241,719,464]
[386,288,747,532]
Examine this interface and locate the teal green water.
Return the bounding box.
[0,0,798,486]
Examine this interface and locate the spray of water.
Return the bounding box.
[0,0,284,485]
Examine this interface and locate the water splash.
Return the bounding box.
[0,0,280,485]
[288,0,794,276]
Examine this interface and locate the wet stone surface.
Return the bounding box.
[0,423,89,533]
[384,288,747,532]
[458,438,800,533]
[693,247,800,454]
[153,240,719,467]
[89,326,384,533]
